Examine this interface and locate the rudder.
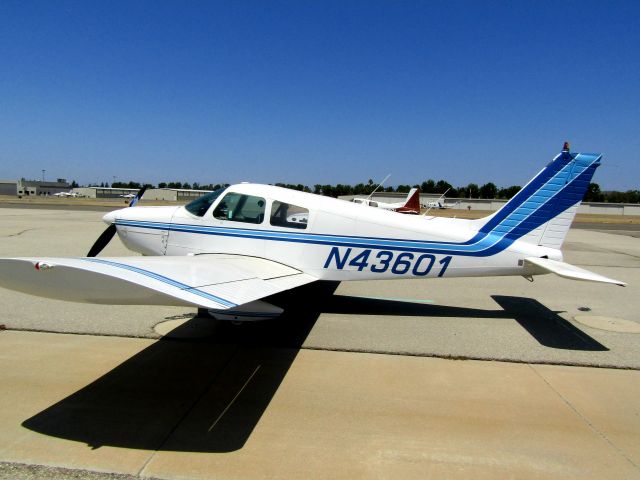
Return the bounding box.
[474,143,601,249]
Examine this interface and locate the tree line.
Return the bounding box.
[93,181,229,191]
[305,180,521,200]
[86,180,639,203]
[582,183,640,203]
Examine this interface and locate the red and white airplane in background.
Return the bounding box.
[0,143,625,321]
[351,187,421,214]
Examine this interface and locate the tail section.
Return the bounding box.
[395,188,421,215]
[474,143,600,248]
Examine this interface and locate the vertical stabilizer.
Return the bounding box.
[396,188,421,215]
[473,143,600,248]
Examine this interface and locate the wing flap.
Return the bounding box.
[0,254,317,309]
[524,257,626,286]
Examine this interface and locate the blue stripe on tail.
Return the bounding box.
[477,151,600,240]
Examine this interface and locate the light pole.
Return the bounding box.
[42,169,45,182]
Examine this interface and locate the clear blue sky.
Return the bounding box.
[1,1,638,190]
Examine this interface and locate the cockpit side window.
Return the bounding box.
[270,201,309,229]
[184,188,225,217]
[212,192,266,224]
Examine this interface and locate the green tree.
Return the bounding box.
[353,183,367,195]
[421,179,436,193]
[479,182,498,199]
[435,180,453,195]
[625,190,640,203]
[465,183,479,198]
[583,183,604,202]
[498,185,521,199]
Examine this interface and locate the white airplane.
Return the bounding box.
[54,191,84,198]
[54,191,85,198]
[351,187,421,214]
[424,198,459,210]
[422,188,459,210]
[0,144,625,321]
[120,193,137,199]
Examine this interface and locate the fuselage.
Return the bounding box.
[105,183,562,282]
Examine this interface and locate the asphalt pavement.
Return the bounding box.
[0,207,638,479]
[0,207,638,368]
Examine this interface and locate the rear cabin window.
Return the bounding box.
[212,193,266,224]
[270,201,309,229]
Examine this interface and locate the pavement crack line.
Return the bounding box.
[608,249,640,260]
[3,228,36,238]
[576,263,639,269]
[208,364,261,432]
[528,364,639,472]
[136,346,242,478]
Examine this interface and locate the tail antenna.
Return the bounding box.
[422,187,450,216]
[366,174,391,201]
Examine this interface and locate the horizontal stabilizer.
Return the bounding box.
[0,254,317,309]
[524,257,626,286]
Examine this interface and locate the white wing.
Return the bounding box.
[0,254,317,309]
[524,257,626,286]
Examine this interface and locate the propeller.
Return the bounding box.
[128,185,147,207]
[87,186,147,257]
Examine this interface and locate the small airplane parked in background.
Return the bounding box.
[351,187,421,214]
[424,199,457,209]
[120,193,137,199]
[423,189,459,210]
[53,191,82,198]
[0,143,625,322]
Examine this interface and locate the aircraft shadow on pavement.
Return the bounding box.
[491,295,608,351]
[22,281,340,453]
[323,294,607,351]
[22,286,605,453]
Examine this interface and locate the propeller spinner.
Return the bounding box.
[86,186,147,257]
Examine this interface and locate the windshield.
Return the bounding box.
[184,188,226,217]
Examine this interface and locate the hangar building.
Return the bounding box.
[16,179,70,196]
[0,180,18,196]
